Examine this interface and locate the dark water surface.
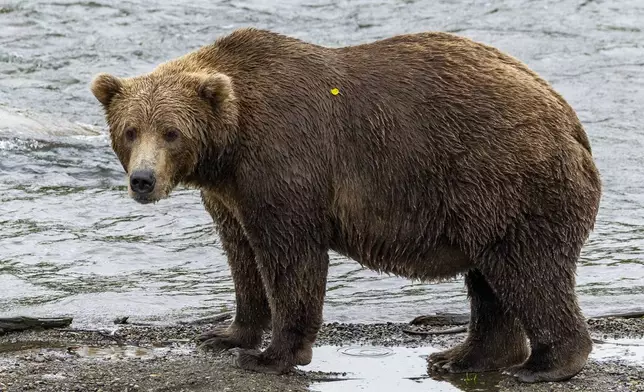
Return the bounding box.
[0,0,643,327]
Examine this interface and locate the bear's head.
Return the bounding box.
[90,70,238,204]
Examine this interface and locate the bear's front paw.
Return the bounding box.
[429,356,474,374]
[428,348,457,367]
[230,348,294,375]
[428,347,468,373]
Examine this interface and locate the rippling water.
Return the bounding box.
[1,0,643,327]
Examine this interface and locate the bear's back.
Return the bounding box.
[176,29,599,256]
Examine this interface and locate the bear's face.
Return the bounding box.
[91,71,238,204]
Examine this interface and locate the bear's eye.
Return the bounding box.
[164,129,180,143]
[124,127,137,142]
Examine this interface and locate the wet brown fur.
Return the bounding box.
[91,28,602,383]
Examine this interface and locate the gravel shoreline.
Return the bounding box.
[0,317,642,392]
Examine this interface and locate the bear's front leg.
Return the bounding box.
[198,195,271,351]
[230,218,330,374]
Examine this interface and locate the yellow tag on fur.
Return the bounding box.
[330,88,340,96]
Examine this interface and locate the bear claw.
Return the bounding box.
[197,328,240,352]
[429,359,472,374]
[428,348,477,374]
[501,365,579,383]
[230,348,293,375]
[501,364,522,376]
[197,328,225,342]
[428,351,451,363]
[428,343,528,375]
[199,336,241,352]
[502,366,546,383]
[512,369,541,383]
[197,326,261,352]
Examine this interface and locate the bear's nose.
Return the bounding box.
[130,169,156,194]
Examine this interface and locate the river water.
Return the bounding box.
[0,0,643,328]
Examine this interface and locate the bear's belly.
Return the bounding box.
[329,216,471,282]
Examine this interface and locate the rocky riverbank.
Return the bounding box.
[0,316,642,392]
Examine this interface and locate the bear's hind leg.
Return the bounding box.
[479,234,592,383]
[198,200,271,351]
[429,269,529,373]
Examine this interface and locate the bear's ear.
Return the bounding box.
[91,73,123,107]
[197,73,234,108]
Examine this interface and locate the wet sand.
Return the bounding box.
[1,317,642,392]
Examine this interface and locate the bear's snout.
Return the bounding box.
[130,169,156,197]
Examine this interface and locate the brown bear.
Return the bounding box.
[90,28,601,383]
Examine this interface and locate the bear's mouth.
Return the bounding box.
[129,186,173,204]
[131,194,158,205]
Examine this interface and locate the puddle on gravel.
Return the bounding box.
[591,338,644,364]
[307,340,644,392]
[72,345,164,360]
[307,346,502,392]
[68,343,195,361]
[0,341,192,363]
[2,339,642,391]
[0,340,68,353]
